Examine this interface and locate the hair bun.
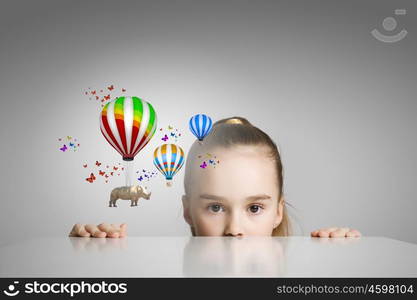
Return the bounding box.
[214,116,252,127]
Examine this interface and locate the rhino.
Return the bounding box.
[109,185,151,207]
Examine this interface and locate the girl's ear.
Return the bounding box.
[274,196,285,228]
[182,195,193,226]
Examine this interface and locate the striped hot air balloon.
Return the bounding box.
[189,114,213,141]
[153,144,185,186]
[100,96,157,161]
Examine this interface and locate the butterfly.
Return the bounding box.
[105,180,108,183]
[58,138,62,141]
[161,134,168,142]
[138,176,143,181]
[59,144,67,152]
[159,128,163,131]
[121,167,124,171]
[168,125,173,130]
[69,142,74,147]
[67,136,72,140]
[86,173,96,183]
[83,164,87,168]
[179,133,181,136]
[104,94,110,100]
[117,173,120,176]
[99,170,105,176]
[113,166,118,171]
[122,88,126,92]
[95,96,99,100]
[209,159,215,164]
[107,85,114,91]
[143,169,146,172]
[200,161,207,169]
[84,91,88,95]
[91,90,96,95]
[170,132,175,137]
[110,172,114,176]
[105,174,109,178]
[95,161,102,166]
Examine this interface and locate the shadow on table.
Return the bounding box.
[182,237,288,277]
[68,237,128,252]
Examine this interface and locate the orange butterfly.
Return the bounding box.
[96,161,102,166]
[86,173,96,183]
[99,170,105,176]
[104,94,110,100]
[107,85,114,91]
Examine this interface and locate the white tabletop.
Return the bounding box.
[0,236,416,277]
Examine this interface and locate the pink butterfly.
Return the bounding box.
[60,144,67,152]
[161,134,168,142]
[200,161,207,169]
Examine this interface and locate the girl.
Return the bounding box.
[69,117,361,239]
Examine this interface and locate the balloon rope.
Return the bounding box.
[125,160,133,186]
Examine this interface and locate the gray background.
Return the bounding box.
[0,0,416,245]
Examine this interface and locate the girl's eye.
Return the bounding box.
[248,205,263,214]
[208,204,224,213]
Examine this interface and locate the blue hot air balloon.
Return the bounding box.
[189,114,213,141]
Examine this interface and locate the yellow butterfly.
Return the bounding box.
[168,125,173,130]
[67,136,72,140]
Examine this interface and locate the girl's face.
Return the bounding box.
[182,145,284,236]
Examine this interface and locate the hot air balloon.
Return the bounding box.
[189,114,213,141]
[153,144,185,187]
[100,96,157,185]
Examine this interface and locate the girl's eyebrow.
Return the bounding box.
[199,194,272,201]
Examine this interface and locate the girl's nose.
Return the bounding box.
[224,216,244,237]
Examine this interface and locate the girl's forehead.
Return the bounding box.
[191,145,279,198]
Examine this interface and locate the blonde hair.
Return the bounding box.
[184,116,292,236]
